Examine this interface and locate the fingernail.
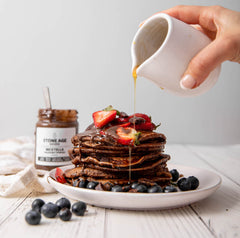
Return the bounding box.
[180,75,196,89]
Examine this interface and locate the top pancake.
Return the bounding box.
[71,127,166,148]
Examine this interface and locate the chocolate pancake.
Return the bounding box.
[64,157,168,177]
[71,128,166,147]
[75,145,165,156]
[79,141,165,151]
[69,150,167,168]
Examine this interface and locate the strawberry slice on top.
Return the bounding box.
[116,126,140,146]
[93,110,117,128]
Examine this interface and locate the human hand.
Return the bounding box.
[161,5,240,89]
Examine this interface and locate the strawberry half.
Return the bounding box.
[116,126,140,146]
[129,113,151,122]
[131,122,156,131]
[55,167,67,184]
[92,110,117,128]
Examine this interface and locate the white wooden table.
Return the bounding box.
[0,144,239,238]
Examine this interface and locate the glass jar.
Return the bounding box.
[35,109,78,171]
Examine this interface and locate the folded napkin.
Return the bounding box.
[0,136,56,197]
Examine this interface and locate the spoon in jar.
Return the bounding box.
[42,87,52,109]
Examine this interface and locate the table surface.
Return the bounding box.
[0,144,239,238]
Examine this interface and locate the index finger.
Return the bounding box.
[139,5,205,27]
[161,5,206,24]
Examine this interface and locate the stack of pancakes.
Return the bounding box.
[64,124,172,189]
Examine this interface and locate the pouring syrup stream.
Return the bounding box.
[132,66,138,118]
[128,66,139,184]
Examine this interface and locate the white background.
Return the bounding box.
[0,0,239,144]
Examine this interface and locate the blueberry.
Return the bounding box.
[136,184,147,193]
[25,210,41,225]
[147,185,163,193]
[86,181,99,190]
[41,202,58,218]
[72,201,87,216]
[164,185,177,193]
[111,185,123,192]
[56,197,71,211]
[31,199,45,213]
[79,179,88,188]
[177,178,191,191]
[59,208,72,221]
[131,182,139,189]
[102,182,113,191]
[73,179,79,187]
[188,176,199,190]
[170,169,179,182]
[122,185,130,192]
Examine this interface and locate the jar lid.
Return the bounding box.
[38,109,78,122]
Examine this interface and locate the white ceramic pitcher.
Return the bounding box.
[131,13,221,97]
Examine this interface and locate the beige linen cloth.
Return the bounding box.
[0,136,56,196]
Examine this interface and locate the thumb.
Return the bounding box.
[180,38,228,89]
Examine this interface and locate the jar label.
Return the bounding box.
[35,127,76,166]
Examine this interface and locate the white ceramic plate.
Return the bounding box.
[48,164,221,210]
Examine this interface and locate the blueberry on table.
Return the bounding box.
[59,208,72,221]
[170,169,179,182]
[136,184,148,193]
[111,185,123,192]
[147,185,163,193]
[177,178,191,191]
[31,199,45,213]
[86,181,99,190]
[56,197,71,211]
[188,176,199,190]
[25,210,41,225]
[41,202,58,218]
[72,201,87,216]
[163,185,177,193]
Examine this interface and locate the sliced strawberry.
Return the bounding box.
[115,117,129,123]
[129,113,151,122]
[116,126,139,145]
[55,167,67,184]
[131,122,156,131]
[119,122,131,127]
[92,110,117,128]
